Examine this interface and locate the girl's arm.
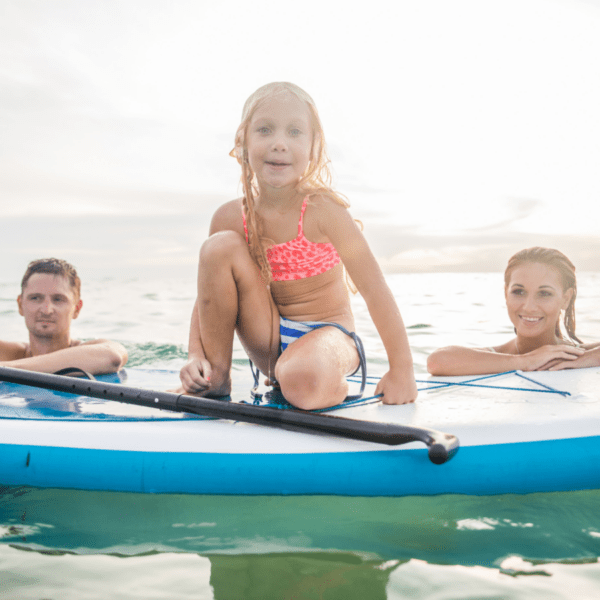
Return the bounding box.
[179,299,212,393]
[427,344,585,376]
[0,339,128,375]
[319,201,417,404]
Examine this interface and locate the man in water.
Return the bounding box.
[0,258,127,374]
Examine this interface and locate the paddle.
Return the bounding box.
[0,366,459,464]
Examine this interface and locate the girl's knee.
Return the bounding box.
[200,230,246,265]
[275,356,347,410]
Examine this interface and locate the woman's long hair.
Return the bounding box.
[504,247,581,343]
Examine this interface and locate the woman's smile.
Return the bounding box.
[505,262,573,342]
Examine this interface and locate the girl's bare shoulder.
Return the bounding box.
[305,193,354,236]
[306,192,350,214]
[210,198,245,235]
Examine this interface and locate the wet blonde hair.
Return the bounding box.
[504,247,581,343]
[230,82,351,284]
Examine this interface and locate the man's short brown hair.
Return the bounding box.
[21,258,81,298]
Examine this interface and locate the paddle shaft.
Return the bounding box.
[0,367,459,464]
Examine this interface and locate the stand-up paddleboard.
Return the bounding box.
[1,366,599,496]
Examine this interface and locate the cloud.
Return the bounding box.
[469,198,542,232]
[2,0,600,264]
[368,224,600,272]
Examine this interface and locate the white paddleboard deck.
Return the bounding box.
[1,367,599,496]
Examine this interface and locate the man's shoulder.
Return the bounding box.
[0,340,28,361]
[74,338,114,347]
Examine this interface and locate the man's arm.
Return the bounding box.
[0,339,128,375]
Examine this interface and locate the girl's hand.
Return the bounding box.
[179,356,212,394]
[374,369,418,405]
[520,345,584,371]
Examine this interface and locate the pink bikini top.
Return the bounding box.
[242,197,341,281]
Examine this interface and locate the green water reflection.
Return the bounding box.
[2,486,600,564]
[2,486,600,599]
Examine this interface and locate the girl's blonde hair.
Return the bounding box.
[231,82,350,284]
[504,246,581,343]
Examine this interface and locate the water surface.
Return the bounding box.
[2,272,600,599]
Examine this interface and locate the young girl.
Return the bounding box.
[179,82,417,409]
[427,247,600,376]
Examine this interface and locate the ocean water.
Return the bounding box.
[2,271,600,599]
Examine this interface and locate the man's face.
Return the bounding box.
[17,273,82,340]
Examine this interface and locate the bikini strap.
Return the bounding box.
[244,198,306,242]
[241,206,249,243]
[297,196,309,236]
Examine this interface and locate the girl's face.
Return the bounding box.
[505,262,573,340]
[246,93,313,192]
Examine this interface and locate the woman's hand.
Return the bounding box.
[520,344,585,371]
[548,348,600,371]
[179,356,213,394]
[374,368,418,405]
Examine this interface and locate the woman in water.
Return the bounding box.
[427,247,600,376]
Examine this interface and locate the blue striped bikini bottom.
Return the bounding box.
[280,317,335,352]
[250,317,367,403]
[277,316,367,400]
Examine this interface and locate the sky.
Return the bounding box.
[1,0,600,278]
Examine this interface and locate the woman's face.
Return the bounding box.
[505,262,573,340]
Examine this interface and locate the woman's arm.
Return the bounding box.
[428,346,517,376]
[0,339,128,375]
[549,343,600,371]
[320,202,417,404]
[427,344,585,376]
